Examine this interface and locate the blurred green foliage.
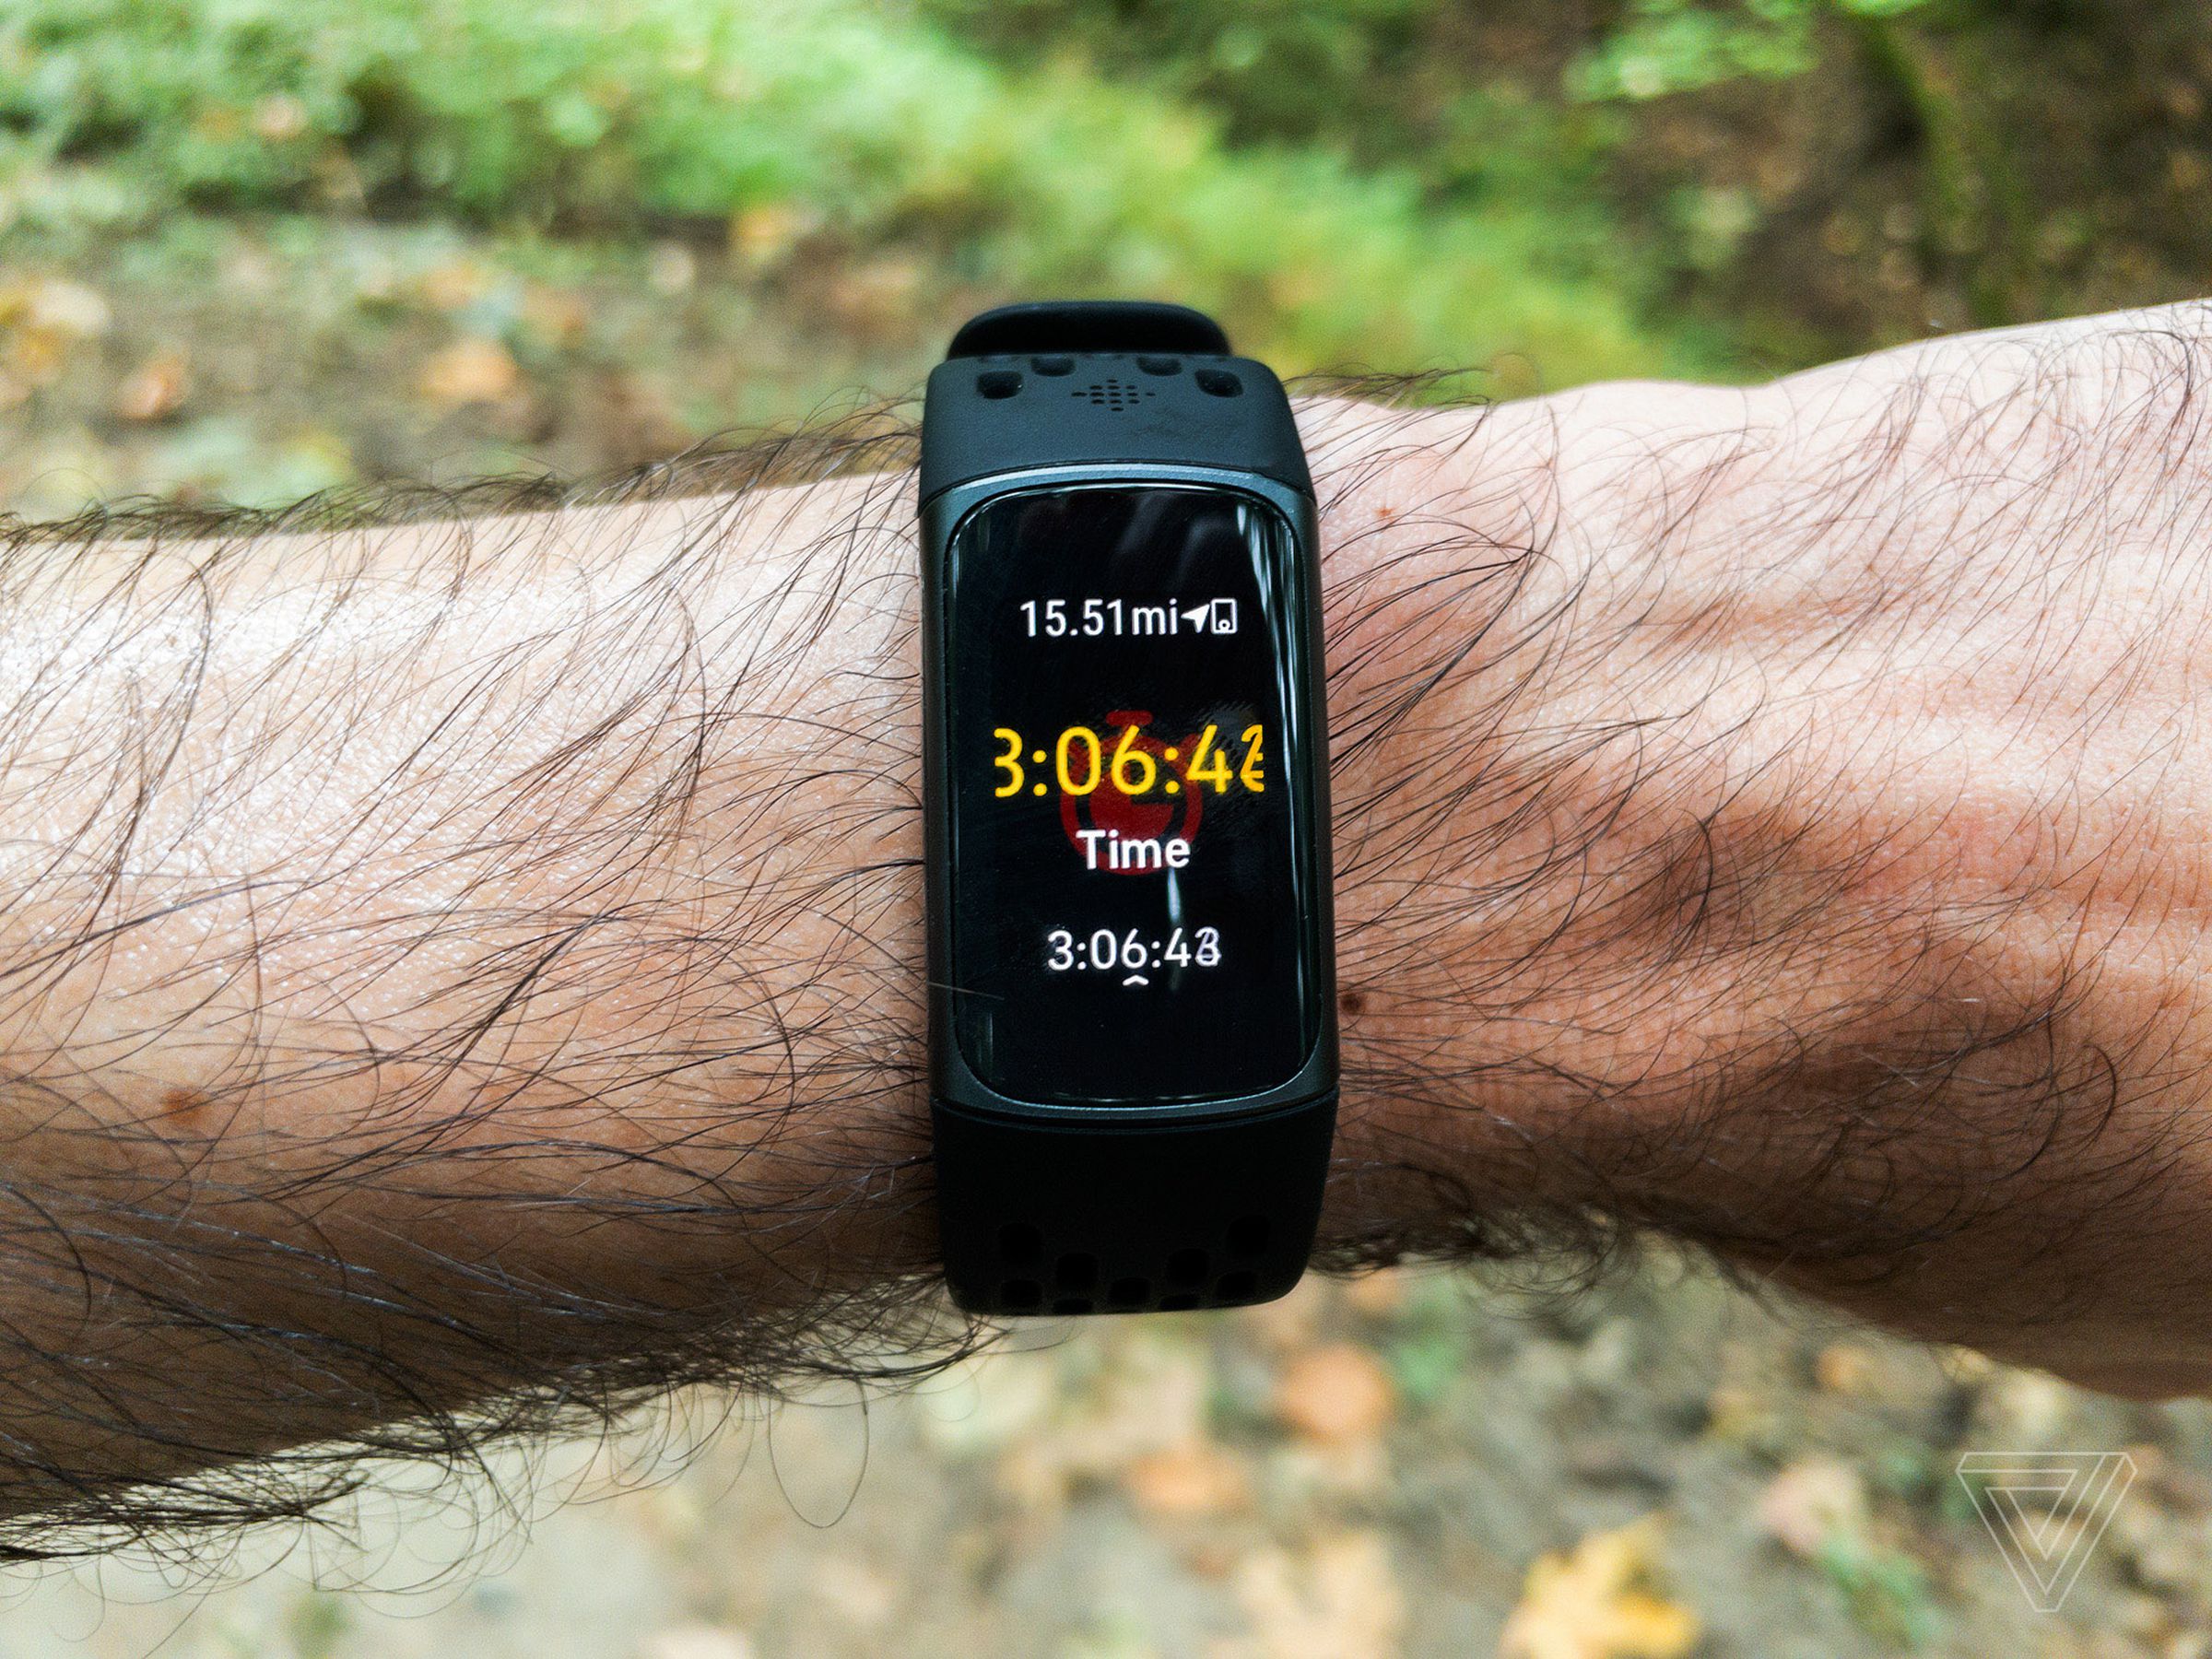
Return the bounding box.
[4,0,2211,519]
[922,0,2212,355]
[1570,0,1936,102]
[0,0,1683,387]
[13,0,2209,394]
[915,0,1632,255]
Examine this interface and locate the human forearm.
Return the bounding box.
[0,456,947,1531]
[1322,309,2212,1399]
[10,302,2212,1542]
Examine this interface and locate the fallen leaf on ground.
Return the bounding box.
[1813,1343,1876,1394]
[6,278,111,338]
[1758,1455,1867,1560]
[418,337,521,407]
[1497,1517,1700,1659]
[114,351,190,422]
[1124,1438,1250,1519]
[1,277,112,387]
[1700,1381,1777,1447]
[1274,1343,1395,1449]
[1223,1529,1405,1659]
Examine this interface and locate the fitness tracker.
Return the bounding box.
[919,300,1337,1315]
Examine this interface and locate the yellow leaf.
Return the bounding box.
[1497,1517,1700,1659]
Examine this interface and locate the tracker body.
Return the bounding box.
[920,301,1336,1315]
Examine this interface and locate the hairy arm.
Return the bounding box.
[6,304,2212,1546]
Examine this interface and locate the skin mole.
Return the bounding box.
[159,1087,210,1124]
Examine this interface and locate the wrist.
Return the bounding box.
[1300,389,1667,1256]
[1306,336,2212,1401]
[1304,381,1866,1261]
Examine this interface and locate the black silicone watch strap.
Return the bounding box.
[946,300,1230,359]
[919,301,1312,506]
[924,301,1334,1317]
[935,1094,1336,1315]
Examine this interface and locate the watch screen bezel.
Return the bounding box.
[933,477,1331,1112]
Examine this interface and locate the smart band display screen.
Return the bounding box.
[943,484,1322,1104]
